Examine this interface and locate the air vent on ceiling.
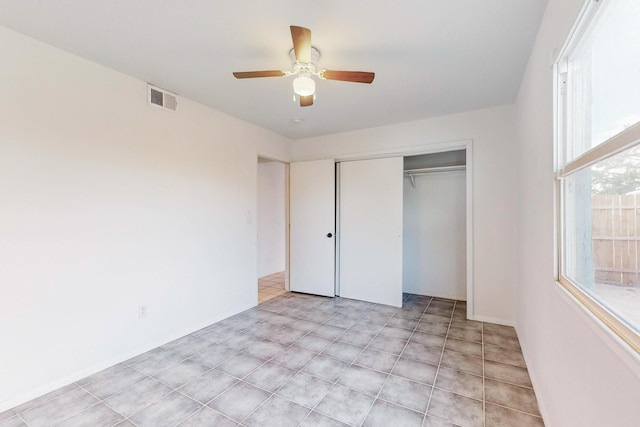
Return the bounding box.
[147,84,177,111]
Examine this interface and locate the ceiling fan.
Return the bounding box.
[233,26,375,107]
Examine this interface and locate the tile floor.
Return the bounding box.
[0,293,544,427]
[258,272,286,304]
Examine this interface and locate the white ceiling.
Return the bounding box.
[0,0,547,140]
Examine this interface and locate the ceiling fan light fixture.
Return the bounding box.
[293,76,316,96]
[233,27,374,106]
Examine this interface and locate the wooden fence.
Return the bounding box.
[592,193,640,286]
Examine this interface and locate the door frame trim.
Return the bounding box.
[334,162,341,297]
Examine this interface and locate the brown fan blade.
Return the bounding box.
[290,26,311,63]
[322,70,375,84]
[233,70,286,79]
[300,95,313,107]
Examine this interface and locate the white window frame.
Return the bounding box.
[555,0,640,353]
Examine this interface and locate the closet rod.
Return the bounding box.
[404,165,466,188]
[403,165,466,175]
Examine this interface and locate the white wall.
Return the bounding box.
[0,26,290,410]
[514,0,640,426]
[403,171,466,300]
[257,162,285,277]
[291,105,518,324]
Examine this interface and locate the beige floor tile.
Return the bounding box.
[485,403,545,427]
[7,292,546,427]
[485,379,541,416]
[427,389,483,427]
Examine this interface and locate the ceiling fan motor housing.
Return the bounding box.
[289,46,321,77]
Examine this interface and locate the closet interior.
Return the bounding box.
[402,150,467,301]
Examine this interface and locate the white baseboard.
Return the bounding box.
[470,314,515,327]
[0,301,255,413]
[404,290,467,302]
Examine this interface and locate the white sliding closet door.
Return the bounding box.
[290,159,335,297]
[338,157,403,307]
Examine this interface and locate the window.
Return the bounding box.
[557,0,640,352]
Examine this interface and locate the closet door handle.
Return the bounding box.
[327,233,333,238]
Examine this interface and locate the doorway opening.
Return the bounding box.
[257,157,288,304]
[403,150,467,301]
